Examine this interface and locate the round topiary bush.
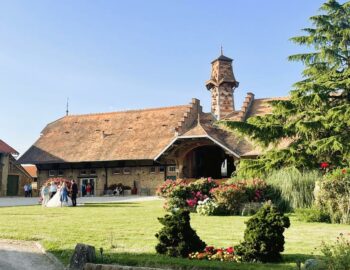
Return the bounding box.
[155,210,206,257]
[235,202,290,262]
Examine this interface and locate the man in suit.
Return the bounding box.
[71,180,78,207]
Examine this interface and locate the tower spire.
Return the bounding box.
[205,52,239,120]
[220,45,223,55]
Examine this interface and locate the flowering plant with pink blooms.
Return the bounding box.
[158,178,217,211]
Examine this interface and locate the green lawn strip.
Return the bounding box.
[0,200,348,269]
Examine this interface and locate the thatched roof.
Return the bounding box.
[19,104,193,164]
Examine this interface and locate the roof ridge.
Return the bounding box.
[64,104,191,118]
[254,96,289,101]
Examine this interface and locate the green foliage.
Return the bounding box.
[235,203,290,263]
[155,210,206,257]
[295,208,330,223]
[320,233,350,270]
[222,0,350,174]
[265,168,320,211]
[315,168,350,224]
[211,180,267,215]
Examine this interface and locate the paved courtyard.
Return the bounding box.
[0,195,160,207]
[0,240,64,270]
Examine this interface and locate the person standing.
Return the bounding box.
[86,183,91,196]
[23,184,29,197]
[49,182,58,199]
[41,184,50,207]
[28,183,32,197]
[71,180,78,207]
[60,182,68,207]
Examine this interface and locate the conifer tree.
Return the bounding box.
[224,0,350,174]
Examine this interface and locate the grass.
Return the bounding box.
[0,199,348,269]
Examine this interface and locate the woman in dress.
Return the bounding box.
[60,182,69,206]
[41,183,50,207]
[46,181,72,207]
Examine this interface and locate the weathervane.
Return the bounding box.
[66,97,69,116]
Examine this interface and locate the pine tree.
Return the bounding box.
[224,0,350,174]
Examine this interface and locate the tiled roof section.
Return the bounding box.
[22,165,38,178]
[179,113,255,156]
[211,54,233,63]
[18,104,193,164]
[0,140,18,155]
[245,97,289,119]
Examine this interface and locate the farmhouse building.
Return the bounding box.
[0,140,33,196]
[19,53,283,195]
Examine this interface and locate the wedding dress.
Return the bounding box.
[46,188,72,207]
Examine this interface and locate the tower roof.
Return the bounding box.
[211,54,233,63]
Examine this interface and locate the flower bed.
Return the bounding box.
[189,246,238,262]
[157,178,269,215]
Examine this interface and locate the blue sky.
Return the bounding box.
[0,0,327,154]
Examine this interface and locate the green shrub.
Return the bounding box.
[320,233,350,270]
[235,202,290,262]
[295,208,330,223]
[265,168,320,211]
[155,210,206,257]
[315,168,350,224]
[211,182,249,215]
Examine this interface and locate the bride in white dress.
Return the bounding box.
[46,183,72,207]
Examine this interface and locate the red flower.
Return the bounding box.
[226,247,234,254]
[320,162,329,169]
[342,169,347,174]
[205,246,214,253]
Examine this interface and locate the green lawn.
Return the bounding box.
[0,200,348,269]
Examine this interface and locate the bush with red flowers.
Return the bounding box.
[210,179,269,215]
[315,168,350,224]
[157,178,217,211]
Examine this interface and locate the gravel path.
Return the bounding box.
[0,240,64,270]
[0,196,160,207]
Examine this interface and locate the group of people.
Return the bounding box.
[81,182,94,196]
[23,183,33,197]
[40,180,78,207]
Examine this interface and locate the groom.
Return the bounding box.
[71,180,78,207]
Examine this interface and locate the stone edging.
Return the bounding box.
[35,241,67,270]
[84,263,170,270]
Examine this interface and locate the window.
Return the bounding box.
[57,170,64,176]
[80,170,87,176]
[168,166,176,173]
[150,167,156,173]
[48,170,56,177]
[112,168,121,175]
[159,166,165,173]
[90,169,97,175]
[123,168,131,175]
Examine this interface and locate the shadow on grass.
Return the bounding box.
[82,202,141,208]
[48,248,305,270]
[94,252,297,270]
[283,253,320,263]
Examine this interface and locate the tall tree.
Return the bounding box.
[224,0,350,174]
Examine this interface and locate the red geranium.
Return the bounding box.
[320,162,329,169]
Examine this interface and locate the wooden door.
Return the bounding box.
[7,175,19,196]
